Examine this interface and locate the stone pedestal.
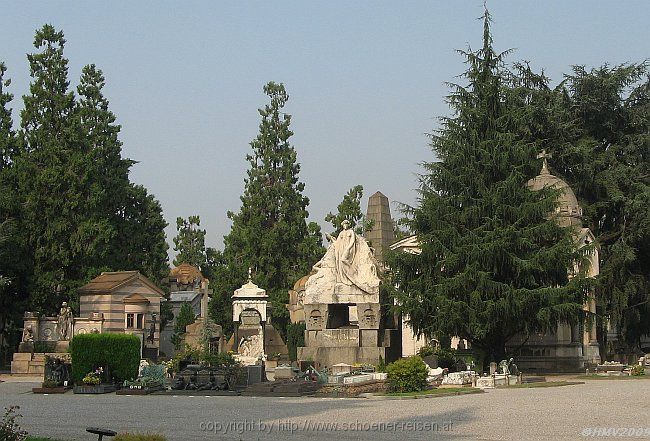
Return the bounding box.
[297,346,387,368]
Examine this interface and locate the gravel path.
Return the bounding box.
[1,380,648,440]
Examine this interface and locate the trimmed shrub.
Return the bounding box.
[386,356,429,393]
[69,333,140,384]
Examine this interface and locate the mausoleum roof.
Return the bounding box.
[526,160,582,228]
[233,280,267,299]
[169,263,204,285]
[78,271,165,296]
[169,291,201,303]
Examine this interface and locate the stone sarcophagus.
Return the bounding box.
[298,220,396,367]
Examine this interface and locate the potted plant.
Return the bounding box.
[74,367,115,394]
[265,353,281,368]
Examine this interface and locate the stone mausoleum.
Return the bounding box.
[12,270,164,374]
[390,153,602,372]
[160,263,221,357]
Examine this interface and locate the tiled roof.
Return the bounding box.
[78,271,164,296]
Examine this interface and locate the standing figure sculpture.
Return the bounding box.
[57,302,73,341]
[308,219,380,299]
[327,220,358,286]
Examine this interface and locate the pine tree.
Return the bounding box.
[211,82,323,336]
[387,11,587,365]
[325,185,373,235]
[173,215,208,269]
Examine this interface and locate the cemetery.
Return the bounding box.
[0,3,648,441]
[4,175,648,403]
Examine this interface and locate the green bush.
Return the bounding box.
[114,433,166,441]
[386,356,429,393]
[69,333,140,384]
[286,322,305,361]
[416,345,435,357]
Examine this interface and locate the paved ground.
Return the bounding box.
[1,379,649,441]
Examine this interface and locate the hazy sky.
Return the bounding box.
[2,1,649,258]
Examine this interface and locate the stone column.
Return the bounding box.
[233,322,240,351]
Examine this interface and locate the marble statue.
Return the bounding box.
[22,325,34,342]
[56,302,73,341]
[238,334,264,359]
[499,358,519,375]
[307,220,380,299]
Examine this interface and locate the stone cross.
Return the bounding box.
[248,267,252,282]
[537,149,552,174]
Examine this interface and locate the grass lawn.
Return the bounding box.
[382,387,483,398]
[26,437,69,441]
[503,381,584,388]
[576,374,649,380]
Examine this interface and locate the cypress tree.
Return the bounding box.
[211,82,323,335]
[18,25,84,312]
[76,64,134,274]
[16,26,170,313]
[387,11,588,365]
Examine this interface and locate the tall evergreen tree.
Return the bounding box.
[116,183,169,285]
[14,26,170,314]
[0,62,30,365]
[551,64,650,353]
[76,64,134,273]
[18,25,84,312]
[211,82,323,335]
[173,215,208,269]
[75,63,170,288]
[387,11,588,365]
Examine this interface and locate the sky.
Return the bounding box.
[2,1,649,259]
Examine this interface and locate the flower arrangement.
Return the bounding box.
[630,365,645,376]
[82,367,103,385]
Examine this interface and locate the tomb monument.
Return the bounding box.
[298,220,396,367]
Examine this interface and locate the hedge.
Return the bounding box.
[69,333,141,384]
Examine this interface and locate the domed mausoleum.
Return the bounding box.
[506,151,601,371]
